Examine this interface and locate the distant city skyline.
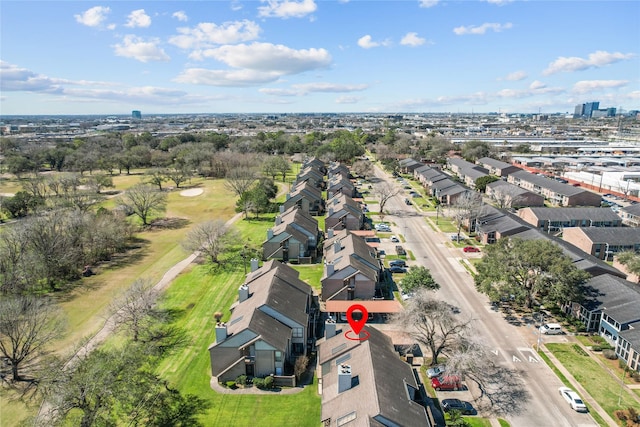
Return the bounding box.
[1,1,638,115]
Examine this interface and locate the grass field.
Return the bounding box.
[546,343,640,418]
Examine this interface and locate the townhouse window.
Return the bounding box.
[275,351,283,362]
[293,327,303,338]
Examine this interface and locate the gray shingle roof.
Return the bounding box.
[510,170,588,196]
[525,207,621,222]
[570,227,640,245]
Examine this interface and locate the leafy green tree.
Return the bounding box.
[461,140,492,162]
[474,238,591,308]
[616,251,640,281]
[475,175,500,192]
[400,266,439,293]
[166,167,191,189]
[262,156,281,181]
[147,168,169,191]
[1,191,44,218]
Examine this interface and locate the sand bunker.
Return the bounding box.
[179,188,204,197]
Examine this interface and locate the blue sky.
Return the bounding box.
[1,0,638,115]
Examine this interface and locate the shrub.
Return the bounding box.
[225,381,237,389]
[235,375,247,386]
[632,371,640,382]
[603,349,617,360]
[263,375,274,389]
[253,377,264,389]
[592,345,602,352]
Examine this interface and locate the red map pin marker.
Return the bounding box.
[346,304,368,335]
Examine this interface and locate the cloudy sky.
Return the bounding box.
[1,0,638,115]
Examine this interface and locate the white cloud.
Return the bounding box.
[419,0,439,8]
[260,82,367,97]
[543,51,636,75]
[500,70,527,81]
[169,20,261,50]
[336,96,362,104]
[113,35,170,63]
[125,9,151,28]
[572,80,628,94]
[172,11,188,22]
[175,68,282,87]
[453,22,513,35]
[191,42,331,75]
[400,32,427,47]
[357,35,391,49]
[485,0,513,5]
[258,0,317,18]
[74,6,112,28]
[529,80,546,90]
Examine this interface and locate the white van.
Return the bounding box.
[539,323,562,335]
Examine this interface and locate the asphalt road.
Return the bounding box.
[372,167,598,427]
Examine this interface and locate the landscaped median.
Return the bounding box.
[544,343,640,425]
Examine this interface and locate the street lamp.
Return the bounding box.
[241,244,248,275]
[536,306,545,352]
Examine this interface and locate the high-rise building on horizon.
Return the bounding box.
[132,110,142,120]
[573,102,601,118]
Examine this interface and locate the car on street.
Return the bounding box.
[431,375,462,391]
[389,259,406,267]
[374,223,391,232]
[539,323,562,335]
[388,266,407,273]
[426,365,445,378]
[463,246,480,253]
[558,387,587,412]
[404,198,412,205]
[450,234,463,242]
[390,235,400,242]
[395,245,406,255]
[441,399,475,415]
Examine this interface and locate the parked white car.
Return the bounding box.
[539,323,562,335]
[558,387,587,412]
[374,223,391,232]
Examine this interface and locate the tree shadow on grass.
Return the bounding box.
[148,217,191,230]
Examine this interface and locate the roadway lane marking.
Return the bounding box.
[513,355,522,363]
[518,347,540,363]
[491,349,499,355]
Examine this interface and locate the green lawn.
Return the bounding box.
[155,255,320,425]
[546,343,639,419]
[291,264,324,292]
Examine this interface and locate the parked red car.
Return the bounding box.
[431,375,462,391]
[463,246,480,253]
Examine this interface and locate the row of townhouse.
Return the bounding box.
[564,274,640,372]
[211,157,440,424]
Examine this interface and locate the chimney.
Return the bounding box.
[325,317,337,339]
[328,207,334,216]
[250,258,259,272]
[334,241,341,253]
[275,216,282,225]
[215,322,228,343]
[338,364,352,393]
[328,228,334,239]
[286,193,291,200]
[326,262,334,277]
[267,229,274,239]
[279,205,285,214]
[239,284,249,302]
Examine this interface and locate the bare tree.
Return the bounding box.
[182,220,238,265]
[392,289,472,366]
[351,160,373,179]
[110,278,157,342]
[490,184,524,209]
[224,167,256,198]
[451,191,483,240]
[166,167,191,189]
[0,296,66,382]
[146,168,169,191]
[373,181,400,219]
[120,184,167,226]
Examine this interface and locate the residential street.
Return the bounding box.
[372,166,600,427]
